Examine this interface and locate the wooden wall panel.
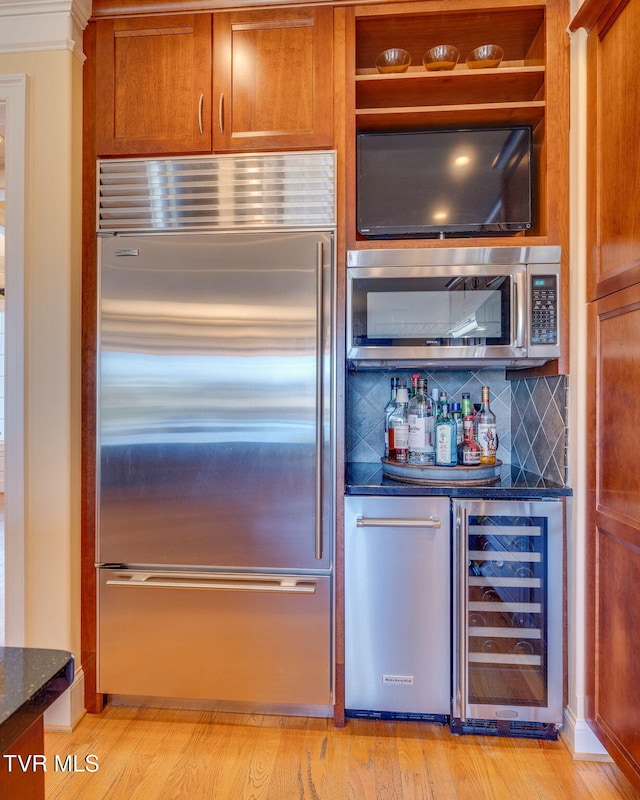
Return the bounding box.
[593,0,640,296]
[594,518,640,769]
[575,0,640,300]
[573,0,640,788]
[596,293,640,523]
[586,283,640,791]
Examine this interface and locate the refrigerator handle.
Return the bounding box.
[315,241,324,561]
[455,505,469,722]
[105,572,318,594]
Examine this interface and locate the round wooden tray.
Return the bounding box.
[381,457,502,486]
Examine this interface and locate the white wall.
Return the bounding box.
[0,0,89,728]
[0,298,4,492]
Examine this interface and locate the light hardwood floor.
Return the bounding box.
[44,706,639,799]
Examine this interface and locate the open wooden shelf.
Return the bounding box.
[356,101,545,131]
[354,7,546,72]
[356,65,545,109]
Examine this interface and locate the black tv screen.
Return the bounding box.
[356,127,533,238]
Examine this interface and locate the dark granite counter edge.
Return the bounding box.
[345,462,572,498]
[0,648,74,754]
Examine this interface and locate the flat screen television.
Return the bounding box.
[356,127,533,238]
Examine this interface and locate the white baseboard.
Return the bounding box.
[562,706,612,761]
[44,666,86,732]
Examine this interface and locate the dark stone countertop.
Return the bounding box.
[346,461,572,498]
[0,647,74,753]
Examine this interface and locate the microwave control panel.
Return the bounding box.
[530,275,558,345]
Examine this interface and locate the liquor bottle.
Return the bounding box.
[383,377,398,459]
[461,391,472,419]
[458,416,481,465]
[451,402,463,445]
[428,387,440,443]
[438,391,448,419]
[477,385,498,465]
[408,379,434,464]
[434,402,457,466]
[410,373,421,398]
[388,380,410,463]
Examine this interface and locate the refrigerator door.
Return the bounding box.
[97,567,332,713]
[344,495,451,716]
[98,231,333,571]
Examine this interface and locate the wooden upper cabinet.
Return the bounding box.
[212,6,334,151]
[95,15,213,156]
[571,0,640,300]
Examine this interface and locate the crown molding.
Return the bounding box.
[0,0,91,60]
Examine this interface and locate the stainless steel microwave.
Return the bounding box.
[346,246,561,368]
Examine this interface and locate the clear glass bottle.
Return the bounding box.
[458,415,482,465]
[383,376,398,459]
[477,385,498,465]
[435,402,457,466]
[408,378,434,464]
[451,401,463,445]
[388,380,410,463]
[438,391,448,420]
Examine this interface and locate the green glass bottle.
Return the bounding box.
[435,402,457,467]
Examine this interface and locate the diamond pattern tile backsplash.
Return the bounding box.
[346,368,567,485]
[511,375,568,484]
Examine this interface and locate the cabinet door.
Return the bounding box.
[344,496,451,716]
[578,0,640,300]
[95,15,212,156]
[586,282,640,790]
[213,6,333,151]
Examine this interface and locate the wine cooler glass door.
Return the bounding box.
[453,499,563,725]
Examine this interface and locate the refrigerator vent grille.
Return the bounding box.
[98,152,336,232]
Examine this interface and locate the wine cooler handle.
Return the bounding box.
[457,506,469,722]
[315,241,324,560]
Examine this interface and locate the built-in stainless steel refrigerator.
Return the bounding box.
[95,153,336,716]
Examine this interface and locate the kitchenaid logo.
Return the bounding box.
[3,754,99,772]
[382,674,414,686]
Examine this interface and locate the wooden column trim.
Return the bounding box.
[570,0,631,33]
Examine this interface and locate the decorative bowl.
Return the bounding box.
[375,48,412,74]
[423,44,460,71]
[466,44,504,69]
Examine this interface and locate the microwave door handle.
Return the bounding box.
[513,273,526,349]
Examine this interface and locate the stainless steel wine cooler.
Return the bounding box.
[452,498,564,738]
